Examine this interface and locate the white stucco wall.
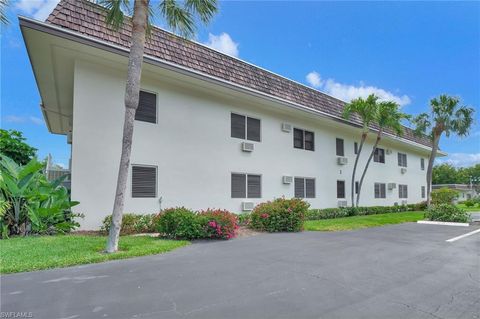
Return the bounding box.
[71,60,429,230]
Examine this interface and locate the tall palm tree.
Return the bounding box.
[102,0,218,253]
[0,0,9,25]
[343,94,378,207]
[412,95,474,206]
[356,101,408,207]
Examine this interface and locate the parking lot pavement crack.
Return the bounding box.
[393,301,446,319]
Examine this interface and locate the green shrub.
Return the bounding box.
[305,203,426,221]
[237,212,251,226]
[100,213,157,235]
[464,200,475,208]
[431,188,459,205]
[156,207,204,240]
[424,204,469,223]
[250,198,309,232]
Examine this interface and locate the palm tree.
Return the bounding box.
[412,95,474,206]
[343,94,378,207]
[0,0,9,25]
[102,0,218,253]
[356,101,408,206]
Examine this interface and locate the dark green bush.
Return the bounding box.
[431,188,459,205]
[156,207,205,240]
[250,198,309,232]
[424,204,469,223]
[305,202,426,221]
[100,213,157,235]
[464,200,475,207]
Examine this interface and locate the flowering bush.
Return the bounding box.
[250,198,309,232]
[156,207,205,240]
[198,209,238,239]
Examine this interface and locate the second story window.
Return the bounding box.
[231,113,261,142]
[374,148,385,163]
[420,158,425,170]
[135,91,157,123]
[294,128,314,151]
[336,138,344,156]
[398,153,407,167]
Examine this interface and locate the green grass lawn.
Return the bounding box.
[0,235,189,274]
[304,211,424,232]
[457,204,480,212]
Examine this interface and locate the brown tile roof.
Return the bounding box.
[45,0,432,148]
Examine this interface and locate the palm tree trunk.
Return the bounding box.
[426,132,440,207]
[351,132,367,207]
[106,0,149,253]
[356,130,382,207]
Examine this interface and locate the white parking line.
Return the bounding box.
[446,228,480,242]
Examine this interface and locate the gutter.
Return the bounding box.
[18,16,445,156]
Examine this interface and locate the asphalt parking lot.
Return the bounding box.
[1,223,479,319]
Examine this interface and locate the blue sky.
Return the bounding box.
[1,0,479,167]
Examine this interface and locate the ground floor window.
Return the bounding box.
[421,186,426,199]
[294,177,315,198]
[399,184,408,199]
[231,173,261,198]
[337,180,346,198]
[374,183,386,198]
[131,165,157,198]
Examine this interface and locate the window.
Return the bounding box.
[398,153,407,167]
[231,173,261,198]
[336,138,344,156]
[231,113,261,142]
[374,148,385,163]
[421,186,426,198]
[374,183,386,198]
[354,142,358,155]
[337,180,346,198]
[355,181,359,194]
[420,158,425,170]
[135,91,157,123]
[294,177,315,198]
[399,184,408,199]
[293,128,314,151]
[132,165,157,198]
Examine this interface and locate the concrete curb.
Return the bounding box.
[417,220,470,227]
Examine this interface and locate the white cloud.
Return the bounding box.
[436,153,480,168]
[204,33,239,57]
[305,71,411,106]
[4,115,43,125]
[15,0,59,21]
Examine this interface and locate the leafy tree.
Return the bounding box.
[412,95,475,205]
[101,0,218,253]
[356,100,408,206]
[432,163,460,184]
[343,94,378,207]
[0,129,37,165]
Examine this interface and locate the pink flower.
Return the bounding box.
[208,221,217,228]
[261,213,269,219]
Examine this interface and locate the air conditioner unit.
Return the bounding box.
[337,157,348,165]
[393,202,399,206]
[337,200,348,208]
[388,183,397,190]
[282,175,293,184]
[67,131,72,144]
[242,142,254,152]
[242,202,255,211]
[400,167,407,174]
[401,200,408,206]
[386,149,393,155]
[281,123,292,132]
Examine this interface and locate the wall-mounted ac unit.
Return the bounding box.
[337,157,348,165]
[393,202,399,206]
[401,200,408,206]
[281,123,292,132]
[388,183,397,190]
[282,175,293,184]
[242,142,254,152]
[386,149,393,155]
[242,202,255,211]
[400,167,407,174]
[338,200,348,208]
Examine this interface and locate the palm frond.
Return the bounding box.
[185,0,218,24]
[160,0,195,37]
[411,113,431,137]
[0,0,9,25]
[99,0,130,30]
[452,106,475,137]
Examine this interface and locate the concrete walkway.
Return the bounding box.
[2,223,479,319]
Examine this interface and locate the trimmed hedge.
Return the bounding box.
[424,204,469,223]
[100,213,158,235]
[250,198,309,232]
[306,202,427,221]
